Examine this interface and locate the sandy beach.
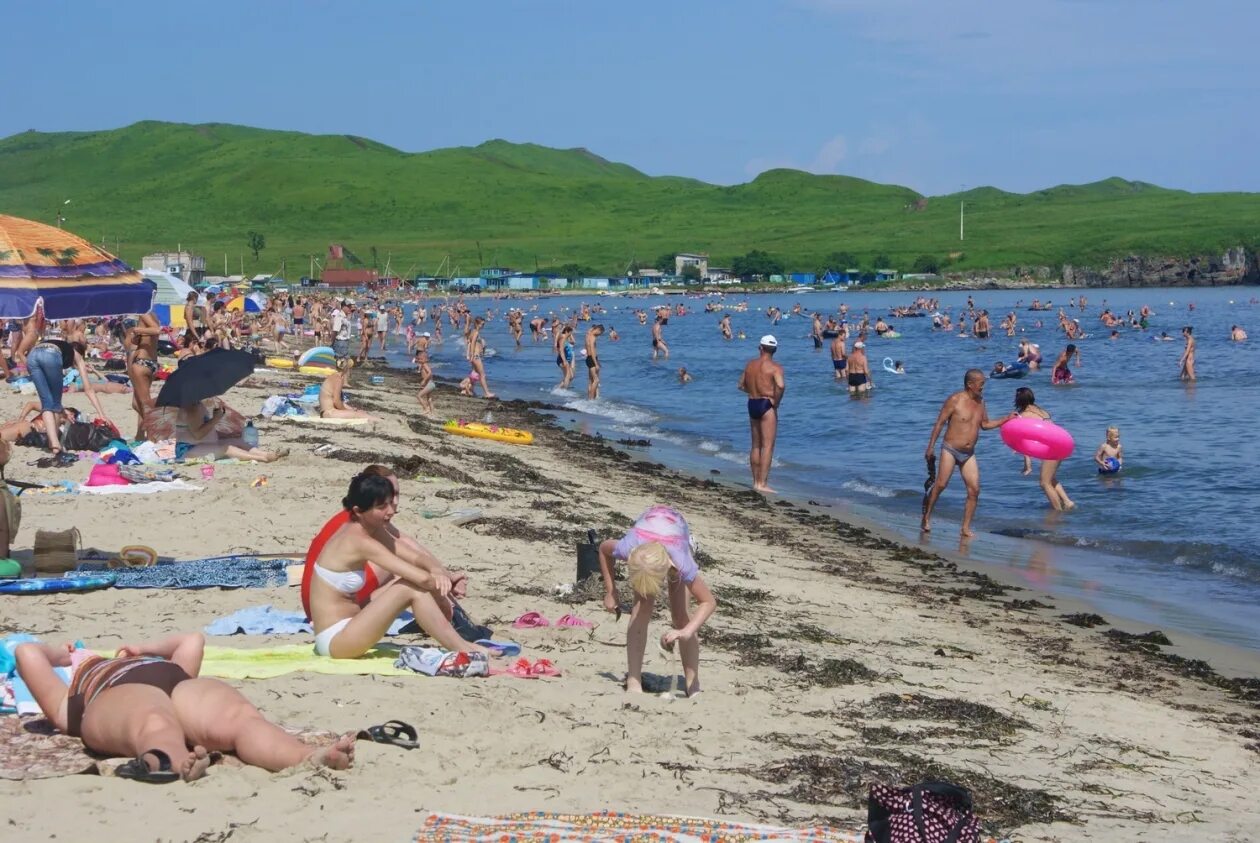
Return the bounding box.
[1,365,1258,843]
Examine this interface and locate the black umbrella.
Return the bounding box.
[156,349,257,408]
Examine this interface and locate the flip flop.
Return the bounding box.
[475,639,521,657]
[115,749,180,784]
[506,657,537,678]
[512,611,551,629]
[356,719,418,750]
[530,658,561,677]
[554,613,594,629]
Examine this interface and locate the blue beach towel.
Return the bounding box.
[204,605,418,637]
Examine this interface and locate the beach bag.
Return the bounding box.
[33,527,81,575]
[1,486,21,542]
[866,781,980,843]
[16,429,49,450]
[61,421,116,452]
[85,463,130,487]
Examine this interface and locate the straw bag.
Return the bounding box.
[33,528,81,574]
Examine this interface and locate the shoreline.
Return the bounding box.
[1,364,1258,841]
[497,388,1260,681]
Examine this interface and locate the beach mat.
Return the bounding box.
[201,644,411,679]
[73,555,289,589]
[417,811,865,842]
[0,717,97,780]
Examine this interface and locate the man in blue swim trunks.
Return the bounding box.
[737,335,785,494]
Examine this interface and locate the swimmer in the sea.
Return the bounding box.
[1231,325,1247,341]
[678,366,692,384]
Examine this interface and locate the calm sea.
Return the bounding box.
[386,286,1260,653]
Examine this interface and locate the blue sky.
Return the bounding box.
[4,0,1256,194]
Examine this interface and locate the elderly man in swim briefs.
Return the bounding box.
[921,368,1015,537]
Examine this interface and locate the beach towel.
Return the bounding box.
[199,644,412,679]
[77,479,202,495]
[276,415,371,426]
[417,811,867,842]
[0,715,338,780]
[204,605,418,637]
[0,717,98,780]
[73,556,288,589]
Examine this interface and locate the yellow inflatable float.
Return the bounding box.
[266,357,296,369]
[442,419,534,445]
[299,365,336,376]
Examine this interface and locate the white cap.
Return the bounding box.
[421,332,431,337]
[854,341,865,348]
[759,334,778,348]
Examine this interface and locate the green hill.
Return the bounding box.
[1,120,1257,278]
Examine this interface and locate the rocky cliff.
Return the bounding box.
[1061,247,1257,287]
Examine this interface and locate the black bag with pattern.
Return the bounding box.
[866,781,980,843]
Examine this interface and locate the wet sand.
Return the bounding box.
[0,365,1257,842]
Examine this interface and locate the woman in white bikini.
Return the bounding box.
[308,471,488,658]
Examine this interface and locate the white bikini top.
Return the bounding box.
[313,564,365,595]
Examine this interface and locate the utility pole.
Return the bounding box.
[959,184,966,242]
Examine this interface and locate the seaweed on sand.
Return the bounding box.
[322,449,477,485]
[749,748,1074,833]
[1060,613,1109,628]
[718,585,771,603]
[863,693,1030,739]
[472,517,579,545]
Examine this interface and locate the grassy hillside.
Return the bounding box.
[1,120,1257,278]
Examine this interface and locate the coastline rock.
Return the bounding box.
[1061,247,1256,288]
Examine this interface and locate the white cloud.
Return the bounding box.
[810,134,848,172]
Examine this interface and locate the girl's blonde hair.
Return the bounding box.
[1106,425,1120,438]
[627,542,672,599]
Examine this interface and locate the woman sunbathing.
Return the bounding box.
[309,470,489,658]
[318,359,377,420]
[13,632,355,783]
[176,399,286,463]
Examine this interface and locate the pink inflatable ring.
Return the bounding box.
[1000,416,1074,461]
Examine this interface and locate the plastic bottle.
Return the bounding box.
[242,420,259,449]
[483,411,494,424]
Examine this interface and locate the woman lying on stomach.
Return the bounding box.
[13,632,354,783]
[309,470,489,658]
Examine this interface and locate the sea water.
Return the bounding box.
[386,287,1260,653]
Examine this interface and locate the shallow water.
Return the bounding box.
[387,286,1260,653]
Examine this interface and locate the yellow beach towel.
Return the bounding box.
[200,644,410,679]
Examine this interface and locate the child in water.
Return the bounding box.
[1094,426,1123,474]
[597,506,717,698]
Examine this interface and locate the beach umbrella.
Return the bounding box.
[298,345,337,367]
[247,291,268,310]
[155,349,256,408]
[203,284,223,295]
[226,295,262,313]
[0,214,156,319]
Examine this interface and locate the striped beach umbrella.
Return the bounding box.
[226,295,262,313]
[0,214,156,319]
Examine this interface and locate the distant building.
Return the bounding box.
[322,268,379,288]
[142,250,205,285]
[674,253,708,278]
[875,268,899,282]
[706,267,735,282]
[636,268,665,279]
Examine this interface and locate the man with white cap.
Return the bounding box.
[737,335,785,493]
[847,340,872,395]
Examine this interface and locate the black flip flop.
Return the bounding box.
[115,749,181,784]
[356,720,418,750]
